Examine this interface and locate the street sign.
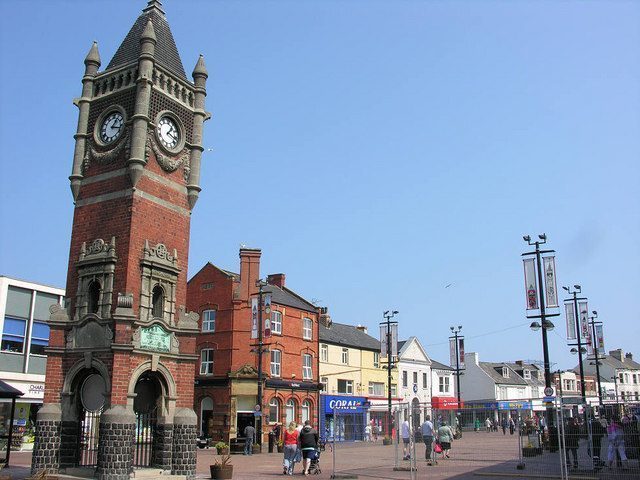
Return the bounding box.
[543,386,555,397]
[254,404,261,411]
[543,396,555,404]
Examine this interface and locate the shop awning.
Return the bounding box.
[431,396,463,410]
[0,380,23,399]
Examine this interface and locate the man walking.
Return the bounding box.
[421,415,435,465]
[244,423,256,456]
[401,418,411,460]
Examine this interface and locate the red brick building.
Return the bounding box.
[187,248,321,445]
[33,2,208,478]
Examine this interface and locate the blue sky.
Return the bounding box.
[1,0,638,371]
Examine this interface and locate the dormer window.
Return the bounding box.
[523,369,531,380]
[502,367,509,378]
[87,280,101,314]
[151,285,164,318]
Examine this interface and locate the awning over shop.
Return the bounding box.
[0,379,23,466]
[265,379,321,391]
[431,396,463,410]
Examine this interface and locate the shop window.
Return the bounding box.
[320,343,328,362]
[271,349,281,377]
[302,317,312,340]
[202,309,216,332]
[200,349,214,375]
[303,354,312,380]
[30,322,50,356]
[87,281,101,314]
[301,400,311,424]
[269,398,280,424]
[1,317,26,353]
[272,311,282,335]
[151,285,164,318]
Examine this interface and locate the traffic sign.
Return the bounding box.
[543,386,555,397]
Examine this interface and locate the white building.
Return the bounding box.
[396,337,431,427]
[0,276,64,444]
[430,359,458,411]
[580,349,640,403]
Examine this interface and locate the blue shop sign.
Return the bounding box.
[498,401,532,410]
[323,395,369,414]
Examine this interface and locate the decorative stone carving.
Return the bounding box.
[66,319,113,349]
[140,240,180,325]
[82,130,130,173]
[146,132,190,181]
[49,304,70,324]
[75,237,117,321]
[176,306,199,331]
[229,364,258,378]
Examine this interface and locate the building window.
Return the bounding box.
[200,349,214,375]
[633,374,638,384]
[373,352,380,368]
[30,321,50,356]
[341,348,349,365]
[301,400,311,423]
[87,280,101,314]
[285,399,296,425]
[303,317,312,340]
[272,311,282,335]
[402,371,408,387]
[532,387,539,398]
[202,310,216,332]
[368,382,385,396]
[320,343,328,362]
[502,367,509,378]
[422,372,428,389]
[438,376,450,394]
[1,317,26,353]
[303,354,313,380]
[269,398,280,424]
[523,370,531,380]
[619,373,624,384]
[390,384,397,397]
[151,285,164,318]
[337,379,353,394]
[413,371,418,386]
[320,376,329,391]
[271,349,281,377]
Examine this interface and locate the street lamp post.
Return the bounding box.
[449,326,463,405]
[381,310,398,437]
[253,279,269,449]
[563,285,587,404]
[612,374,619,403]
[588,311,604,407]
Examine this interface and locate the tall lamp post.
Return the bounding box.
[563,285,587,404]
[381,310,398,436]
[449,326,464,406]
[251,279,270,449]
[522,234,557,391]
[588,310,604,407]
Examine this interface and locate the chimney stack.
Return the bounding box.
[267,273,286,289]
[626,352,633,361]
[465,352,479,366]
[610,349,623,361]
[355,324,368,334]
[239,248,261,302]
[516,360,524,367]
[319,307,331,327]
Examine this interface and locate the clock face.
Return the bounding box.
[157,116,180,150]
[100,111,124,144]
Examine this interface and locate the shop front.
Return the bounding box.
[320,395,369,442]
[1,379,45,452]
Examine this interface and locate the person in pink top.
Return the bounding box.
[606,416,628,469]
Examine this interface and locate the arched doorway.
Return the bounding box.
[411,397,421,432]
[200,397,214,437]
[133,371,164,468]
[78,373,107,466]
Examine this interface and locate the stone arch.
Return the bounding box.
[63,357,112,396]
[127,361,177,420]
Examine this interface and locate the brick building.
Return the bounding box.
[33,2,209,479]
[187,248,321,445]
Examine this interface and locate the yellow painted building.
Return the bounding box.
[319,320,398,438]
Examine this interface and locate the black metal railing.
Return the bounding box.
[133,408,157,468]
[79,409,102,466]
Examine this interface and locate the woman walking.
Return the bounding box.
[437,420,455,459]
[298,420,320,476]
[282,422,299,475]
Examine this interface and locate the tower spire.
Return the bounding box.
[143,0,165,15]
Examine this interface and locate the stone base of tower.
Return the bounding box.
[96,406,136,480]
[31,404,63,475]
[170,409,198,480]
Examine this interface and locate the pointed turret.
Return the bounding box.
[187,55,209,209]
[192,54,208,79]
[105,0,186,79]
[141,19,157,44]
[84,41,101,68]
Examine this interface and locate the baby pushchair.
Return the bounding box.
[308,448,322,475]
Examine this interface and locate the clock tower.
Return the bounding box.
[32,2,209,479]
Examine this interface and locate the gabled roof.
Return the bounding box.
[504,362,545,386]
[263,284,317,314]
[397,337,431,364]
[431,359,455,372]
[106,1,187,80]
[478,362,528,386]
[319,322,380,351]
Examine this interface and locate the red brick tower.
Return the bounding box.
[32,2,208,479]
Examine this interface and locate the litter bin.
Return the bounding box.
[268,431,276,453]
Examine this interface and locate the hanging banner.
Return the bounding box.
[449,338,456,367]
[523,258,538,310]
[380,325,388,357]
[586,328,594,356]
[389,323,398,358]
[595,324,605,355]
[543,256,558,308]
[578,301,589,339]
[264,293,272,338]
[458,338,465,367]
[565,302,577,340]
[251,297,259,339]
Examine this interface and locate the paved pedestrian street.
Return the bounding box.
[3,431,638,480]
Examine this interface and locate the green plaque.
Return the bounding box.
[140,325,171,352]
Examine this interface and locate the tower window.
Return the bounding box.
[87,280,101,314]
[152,285,164,318]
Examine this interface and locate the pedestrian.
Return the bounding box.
[607,416,628,469]
[364,423,372,442]
[401,418,411,460]
[590,417,606,468]
[501,417,508,435]
[298,420,319,476]
[421,415,435,465]
[485,418,492,432]
[437,420,455,459]
[565,417,580,469]
[509,417,515,435]
[243,423,255,456]
[372,422,379,443]
[282,422,299,475]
